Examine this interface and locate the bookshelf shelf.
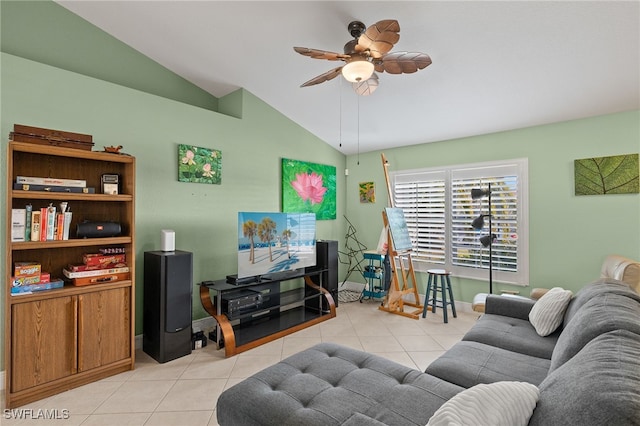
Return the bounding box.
[4,140,136,409]
[12,190,133,202]
[10,236,133,251]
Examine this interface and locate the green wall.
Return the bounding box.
[345,111,640,302]
[0,53,348,367]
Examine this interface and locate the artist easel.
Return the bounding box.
[379,153,424,319]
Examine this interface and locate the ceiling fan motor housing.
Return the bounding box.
[348,21,366,39]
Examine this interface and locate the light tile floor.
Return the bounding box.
[2,300,478,426]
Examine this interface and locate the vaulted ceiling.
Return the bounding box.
[57,1,640,155]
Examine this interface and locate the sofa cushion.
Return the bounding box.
[427,381,539,426]
[530,330,640,426]
[216,342,464,426]
[528,287,573,336]
[563,278,640,326]
[425,341,550,388]
[484,294,536,320]
[549,292,640,371]
[463,314,559,359]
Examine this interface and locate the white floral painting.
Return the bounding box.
[178,144,222,184]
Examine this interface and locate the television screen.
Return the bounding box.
[237,212,316,279]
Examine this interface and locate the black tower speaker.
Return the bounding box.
[143,250,193,363]
[308,240,339,308]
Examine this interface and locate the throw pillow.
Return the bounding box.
[528,287,573,336]
[427,381,539,426]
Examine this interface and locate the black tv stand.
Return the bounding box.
[199,268,336,357]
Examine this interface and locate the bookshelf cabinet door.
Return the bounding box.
[77,287,131,372]
[11,297,77,393]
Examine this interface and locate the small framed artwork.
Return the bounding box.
[359,182,375,203]
[574,153,639,195]
[178,144,222,185]
[282,158,336,220]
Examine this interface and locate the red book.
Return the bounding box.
[55,213,64,240]
[39,207,47,241]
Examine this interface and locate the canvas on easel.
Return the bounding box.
[384,207,412,251]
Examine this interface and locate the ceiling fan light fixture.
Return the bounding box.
[342,60,374,83]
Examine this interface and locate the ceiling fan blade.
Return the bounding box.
[300,66,344,87]
[294,46,349,61]
[356,19,400,59]
[374,52,432,74]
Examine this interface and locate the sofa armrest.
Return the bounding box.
[484,294,536,320]
[600,254,640,294]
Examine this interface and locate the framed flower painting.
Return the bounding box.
[282,158,336,220]
[178,144,222,185]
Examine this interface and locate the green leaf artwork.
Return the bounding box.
[574,153,639,195]
[178,144,222,185]
[282,158,336,220]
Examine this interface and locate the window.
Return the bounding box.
[391,159,529,286]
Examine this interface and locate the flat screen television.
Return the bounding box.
[237,212,316,280]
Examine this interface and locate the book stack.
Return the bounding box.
[64,247,130,286]
[11,262,64,294]
[14,175,95,193]
[11,202,73,242]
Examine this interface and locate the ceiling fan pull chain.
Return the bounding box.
[357,93,360,165]
[339,77,343,148]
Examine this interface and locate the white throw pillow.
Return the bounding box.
[427,381,539,426]
[528,287,573,336]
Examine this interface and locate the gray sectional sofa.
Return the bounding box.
[216,278,640,425]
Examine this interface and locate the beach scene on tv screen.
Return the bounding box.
[237,212,316,278]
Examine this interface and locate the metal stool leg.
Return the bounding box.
[430,274,438,314]
[446,275,457,318]
[422,273,433,318]
[440,275,448,323]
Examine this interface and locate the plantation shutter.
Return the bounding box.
[393,171,446,264]
[451,171,519,273]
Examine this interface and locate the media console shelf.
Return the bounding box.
[199,269,336,357]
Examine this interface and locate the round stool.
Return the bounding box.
[422,269,457,323]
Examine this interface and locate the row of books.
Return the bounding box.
[11,202,73,242]
[17,175,86,187]
[14,175,95,193]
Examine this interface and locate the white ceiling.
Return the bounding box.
[57,1,640,155]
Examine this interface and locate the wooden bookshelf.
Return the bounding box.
[4,141,136,408]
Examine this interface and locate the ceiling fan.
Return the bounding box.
[294,19,432,95]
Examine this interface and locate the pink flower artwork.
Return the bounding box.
[291,172,327,205]
[181,149,195,165]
